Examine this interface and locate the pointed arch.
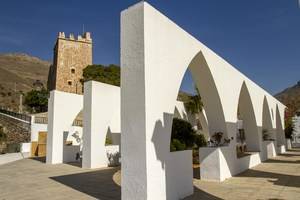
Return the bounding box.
[275,105,285,146]
[237,82,260,151]
[262,96,275,140]
[187,51,227,137]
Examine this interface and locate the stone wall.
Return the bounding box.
[48,32,93,94]
[0,113,30,144]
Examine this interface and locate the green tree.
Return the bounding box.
[24,88,48,113]
[171,118,206,151]
[285,117,294,139]
[83,64,120,86]
[184,86,203,114]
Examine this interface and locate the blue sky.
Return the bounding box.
[0,0,299,95]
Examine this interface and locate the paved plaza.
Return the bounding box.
[0,149,299,200]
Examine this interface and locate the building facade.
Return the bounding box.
[47,32,92,94]
[292,110,300,143]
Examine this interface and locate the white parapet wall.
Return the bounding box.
[82,81,121,169]
[261,141,277,161]
[199,145,262,181]
[21,143,31,153]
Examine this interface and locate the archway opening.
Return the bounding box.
[236,82,260,158]
[262,97,275,141]
[170,51,229,179]
[275,105,285,147]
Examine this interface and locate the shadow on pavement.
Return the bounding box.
[50,167,121,200]
[30,156,46,163]
[184,187,222,200]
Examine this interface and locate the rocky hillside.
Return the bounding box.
[275,81,300,116]
[0,53,50,111]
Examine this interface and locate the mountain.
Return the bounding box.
[0,53,50,111]
[275,81,300,116]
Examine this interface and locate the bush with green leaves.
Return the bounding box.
[170,118,207,151]
[170,139,186,151]
[285,117,294,139]
[24,88,48,113]
[83,64,120,86]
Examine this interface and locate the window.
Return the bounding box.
[71,68,75,74]
[68,80,72,86]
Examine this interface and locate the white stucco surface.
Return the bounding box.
[121,2,286,199]
[30,117,47,142]
[82,81,120,169]
[21,143,31,153]
[46,90,83,164]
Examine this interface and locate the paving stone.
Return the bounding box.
[0,149,299,199]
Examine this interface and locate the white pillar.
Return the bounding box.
[82,81,120,169]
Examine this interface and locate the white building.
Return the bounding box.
[292,110,300,144]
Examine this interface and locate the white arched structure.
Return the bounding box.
[121,2,286,199]
[276,105,286,153]
[82,81,120,168]
[261,96,277,159]
[237,82,260,152]
[46,90,83,164]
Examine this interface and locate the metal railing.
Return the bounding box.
[34,117,48,124]
[0,108,31,123]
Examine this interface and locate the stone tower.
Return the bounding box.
[48,32,92,94]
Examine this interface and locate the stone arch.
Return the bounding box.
[236,82,260,152]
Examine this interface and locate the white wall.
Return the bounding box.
[82,81,120,169]
[46,90,83,164]
[21,143,31,153]
[121,2,286,199]
[31,120,47,142]
[66,126,83,146]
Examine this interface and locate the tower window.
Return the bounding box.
[68,80,72,86]
[71,68,75,74]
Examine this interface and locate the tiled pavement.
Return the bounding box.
[0,149,299,200]
[187,149,300,200]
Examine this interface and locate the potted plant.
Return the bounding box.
[210,132,231,147]
[262,129,269,141]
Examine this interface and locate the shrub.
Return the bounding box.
[83,64,120,86]
[285,117,294,139]
[171,118,196,149]
[170,139,186,151]
[170,118,207,151]
[194,134,207,148]
[24,88,48,113]
[105,137,113,145]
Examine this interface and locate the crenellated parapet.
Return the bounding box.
[57,31,92,43]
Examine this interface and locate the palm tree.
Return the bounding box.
[184,86,203,114]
